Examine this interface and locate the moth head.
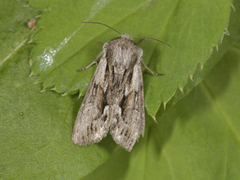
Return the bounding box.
[121,33,132,40]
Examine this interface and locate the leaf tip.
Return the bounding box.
[36,14,41,18]
[163,102,167,110]
[180,87,184,93]
[231,4,236,11]
[189,74,193,81]
[51,87,57,91]
[33,81,38,85]
[28,39,33,44]
[29,59,33,67]
[78,92,83,99]
[29,71,34,77]
[151,115,157,122]
[34,79,41,84]
[40,89,46,93]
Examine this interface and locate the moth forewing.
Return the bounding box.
[72,52,109,145]
[72,34,145,152]
[72,22,169,152]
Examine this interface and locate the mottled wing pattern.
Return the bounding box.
[72,34,145,151]
[109,60,145,152]
[72,52,110,145]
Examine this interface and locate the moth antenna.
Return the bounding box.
[133,37,171,47]
[82,22,122,36]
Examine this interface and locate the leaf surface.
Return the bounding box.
[82,39,240,180]
[30,0,232,117]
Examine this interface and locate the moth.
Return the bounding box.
[72,22,170,151]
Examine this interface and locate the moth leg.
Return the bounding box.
[140,58,164,76]
[136,39,144,45]
[96,42,104,46]
[77,51,104,72]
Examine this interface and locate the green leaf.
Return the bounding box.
[30,0,231,118]
[1,0,240,179]
[0,0,40,67]
[82,39,240,180]
[0,1,114,179]
[166,0,240,111]
[0,45,115,179]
